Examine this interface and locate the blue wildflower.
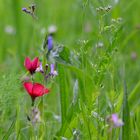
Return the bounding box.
[50,64,58,76]
[22,8,27,11]
[47,35,53,51]
[36,62,44,73]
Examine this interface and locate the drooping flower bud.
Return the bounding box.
[50,64,58,76]
[47,35,53,51]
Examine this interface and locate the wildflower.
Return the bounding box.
[24,57,40,74]
[45,64,58,79]
[107,113,124,128]
[31,107,41,124]
[22,4,36,15]
[26,107,41,124]
[23,82,50,105]
[111,114,124,127]
[36,62,44,73]
[47,35,53,51]
[96,5,112,14]
[48,25,57,34]
[50,64,58,76]
[22,4,37,19]
[22,7,27,12]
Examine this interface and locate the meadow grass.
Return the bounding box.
[0,0,140,139]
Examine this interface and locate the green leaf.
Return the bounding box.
[58,47,71,64]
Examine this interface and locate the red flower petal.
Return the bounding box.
[44,88,50,94]
[32,83,50,97]
[24,57,32,71]
[32,57,39,71]
[23,82,50,99]
[23,82,33,96]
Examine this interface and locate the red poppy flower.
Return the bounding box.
[23,82,50,103]
[24,57,40,74]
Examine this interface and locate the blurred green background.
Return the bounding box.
[0,0,140,86]
[0,0,139,69]
[1,0,140,139]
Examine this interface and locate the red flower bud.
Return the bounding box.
[24,57,40,74]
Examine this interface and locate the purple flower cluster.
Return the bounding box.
[111,114,124,127]
[107,113,124,130]
[36,63,58,78]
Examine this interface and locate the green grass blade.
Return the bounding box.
[128,81,140,111]
[58,63,68,125]
[122,80,130,140]
[2,119,16,140]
